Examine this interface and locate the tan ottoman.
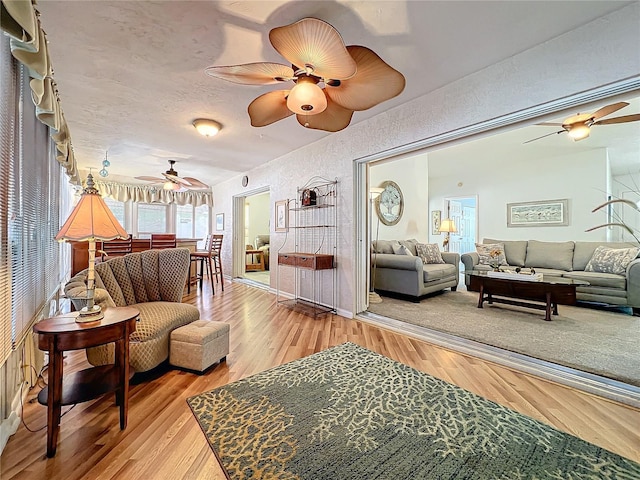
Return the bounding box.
[170,320,229,373]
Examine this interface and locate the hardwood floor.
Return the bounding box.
[2,281,639,479]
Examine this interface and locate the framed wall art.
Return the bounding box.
[507,199,569,227]
[431,210,441,235]
[275,199,288,232]
[215,213,224,231]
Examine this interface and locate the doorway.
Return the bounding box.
[242,191,271,286]
[443,196,478,266]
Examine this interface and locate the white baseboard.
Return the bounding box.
[0,386,25,455]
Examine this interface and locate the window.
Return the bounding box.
[103,197,125,227]
[137,203,168,238]
[176,204,209,246]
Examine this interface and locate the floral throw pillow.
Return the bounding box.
[585,246,640,275]
[415,243,445,264]
[476,243,508,266]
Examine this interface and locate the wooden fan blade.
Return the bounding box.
[594,114,640,125]
[248,90,294,127]
[325,46,405,111]
[591,101,629,121]
[535,122,564,127]
[523,130,565,144]
[269,18,357,80]
[563,113,592,125]
[135,176,164,182]
[296,95,353,132]
[182,177,210,189]
[205,62,294,85]
[163,173,192,186]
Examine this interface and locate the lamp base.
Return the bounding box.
[76,305,104,323]
[369,291,383,304]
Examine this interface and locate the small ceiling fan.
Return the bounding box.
[135,160,209,191]
[524,101,640,144]
[205,17,405,132]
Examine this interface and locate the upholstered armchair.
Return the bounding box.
[255,234,270,269]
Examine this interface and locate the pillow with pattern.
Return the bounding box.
[585,246,640,275]
[415,243,445,264]
[476,243,508,266]
[392,243,413,256]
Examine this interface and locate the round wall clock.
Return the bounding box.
[241,175,249,187]
[375,180,404,226]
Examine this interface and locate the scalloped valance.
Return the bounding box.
[1,0,79,182]
[95,181,213,208]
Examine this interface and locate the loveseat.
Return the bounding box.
[372,239,459,301]
[461,238,640,312]
[64,248,201,372]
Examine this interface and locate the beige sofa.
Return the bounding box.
[64,248,200,372]
[461,238,640,313]
[372,239,459,301]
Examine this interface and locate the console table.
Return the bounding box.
[33,306,139,457]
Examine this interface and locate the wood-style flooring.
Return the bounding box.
[2,281,639,479]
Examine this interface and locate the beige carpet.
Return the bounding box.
[368,290,640,387]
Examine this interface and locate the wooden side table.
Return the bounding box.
[245,249,265,271]
[33,306,139,457]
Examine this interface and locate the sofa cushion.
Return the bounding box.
[255,235,269,249]
[573,241,638,271]
[525,240,575,271]
[476,243,507,266]
[423,263,457,282]
[562,271,626,289]
[484,238,528,267]
[131,301,200,343]
[372,240,395,254]
[584,246,640,275]
[392,243,413,256]
[399,239,419,256]
[416,243,445,264]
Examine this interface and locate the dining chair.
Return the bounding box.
[150,233,177,249]
[188,234,214,294]
[100,234,133,261]
[211,234,224,291]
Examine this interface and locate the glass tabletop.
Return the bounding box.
[467,270,590,286]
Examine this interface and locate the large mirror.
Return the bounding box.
[366,93,640,395]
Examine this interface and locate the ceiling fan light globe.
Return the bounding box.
[286,78,327,116]
[567,124,590,141]
[193,118,222,137]
[163,181,179,191]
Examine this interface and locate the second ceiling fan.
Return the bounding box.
[525,101,640,144]
[205,17,406,132]
[135,160,209,191]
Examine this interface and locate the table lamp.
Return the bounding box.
[56,173,128,322]
[438,218,457,252]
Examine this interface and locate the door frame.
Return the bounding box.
[232,186,270,279]
[444,195,479,259]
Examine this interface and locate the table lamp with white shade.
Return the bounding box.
[56,173,128,322]
[438,218,457,252]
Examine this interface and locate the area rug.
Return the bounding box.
[368,290,640,386]
[187,343,639,479]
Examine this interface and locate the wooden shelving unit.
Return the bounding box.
[276,177,337,317]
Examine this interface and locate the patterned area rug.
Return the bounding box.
[188,343,640,480]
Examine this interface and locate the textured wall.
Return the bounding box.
[213,4,640,316]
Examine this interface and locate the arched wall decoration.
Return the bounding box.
[375,180,404,226]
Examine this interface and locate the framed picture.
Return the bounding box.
[275,200,288,232]
[507,199,569,227]
[431,210,441,235]
[215,213,224,231]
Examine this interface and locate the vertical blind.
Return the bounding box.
[0,33,71,364]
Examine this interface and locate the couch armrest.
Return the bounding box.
[441,252,460,266]
[627,258,640,308]
[373,253,422,272]
[65,285,116,311]
[461,252,479,271]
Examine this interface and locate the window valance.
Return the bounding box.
[95,181,213,208]
[1,0,79,183]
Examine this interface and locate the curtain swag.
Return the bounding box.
[95,181,214,208]
[1,0,79,183]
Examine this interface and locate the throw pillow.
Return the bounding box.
[392,243,413,256]
[585,246,640,275]
[415,243,445,264]
[476,243,507,266]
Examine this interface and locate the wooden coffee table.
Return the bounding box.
[468,271,588,321]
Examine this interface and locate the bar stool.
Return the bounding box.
[150,233,176,249]
[189,234,214,294]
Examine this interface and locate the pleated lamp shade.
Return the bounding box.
[438,219,457,234]
[56,174,127,242]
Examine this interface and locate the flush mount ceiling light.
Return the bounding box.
[193,118,222,137]
[205,17,405,132]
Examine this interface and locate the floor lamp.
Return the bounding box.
[439,218,457,252]
[56,173,128,322]
[369,187,384,304]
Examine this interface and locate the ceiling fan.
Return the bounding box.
[135,160,209,191]
[205,17,406,132]
[524,101,640,144]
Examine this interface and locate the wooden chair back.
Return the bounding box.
[211,235,223,256]
[150,233,177,250]
[101,234,133,260]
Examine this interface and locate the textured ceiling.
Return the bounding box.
[36,0,634,187]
